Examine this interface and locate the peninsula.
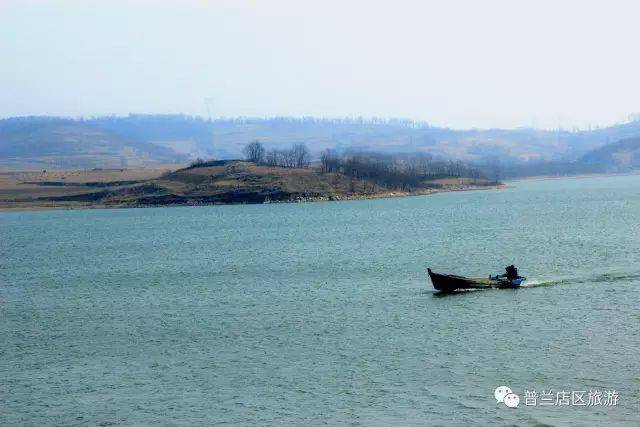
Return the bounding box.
[0,157,499,211]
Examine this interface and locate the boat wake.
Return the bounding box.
[591,271,640,283]
[524,271,640,288]
[521,278,569,287]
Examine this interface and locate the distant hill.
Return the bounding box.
[0,117,188,169]
[4,115,640,170]
[496,135,640,178]
[580,136,640,171]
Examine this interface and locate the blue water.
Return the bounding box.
[1,175,639,425]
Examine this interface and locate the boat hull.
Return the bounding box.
[428,268,519,292]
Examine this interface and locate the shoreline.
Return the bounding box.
[507,170,640,183]
[0,184,504,212]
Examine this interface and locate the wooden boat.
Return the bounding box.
[428,268,526,292]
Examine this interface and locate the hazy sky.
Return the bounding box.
[1,0,640,129]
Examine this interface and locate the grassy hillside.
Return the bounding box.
[0,117,187,169]
[501,135,640,178]
[580,136,640,171]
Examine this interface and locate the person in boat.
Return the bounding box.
[505,265,518,280]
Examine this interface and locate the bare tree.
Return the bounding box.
[242,140,265,164]
[491,158,503,184]
[265,149,279,166]
[470,167,480,184]
[189,157,206,168]
[320,149,340,173]
[292,143,310,168]
[283,148,296,168]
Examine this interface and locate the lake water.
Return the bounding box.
[1,175,639,425]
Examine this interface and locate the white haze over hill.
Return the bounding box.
[1,0,640,129]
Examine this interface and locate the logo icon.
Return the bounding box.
[495,386,519,408]
[504,392,520,408]
[494,386,512,403]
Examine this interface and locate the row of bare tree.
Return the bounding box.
[320,150,484,189]
[243,140,311,168]
[242,141,485,190]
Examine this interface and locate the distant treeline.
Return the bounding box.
[243,140,311,168]
[1,114,431,129]
[320,150,483,190]
[215,116,432,128]
[240,141,484,190]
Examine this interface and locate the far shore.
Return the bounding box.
[507,170,640,182]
